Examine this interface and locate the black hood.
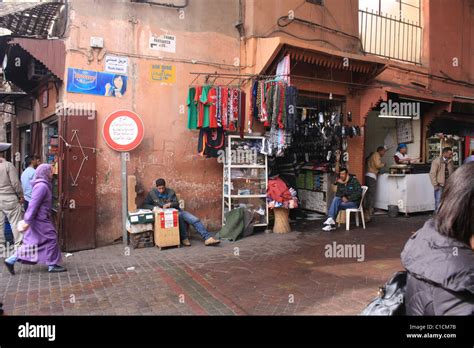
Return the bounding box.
[401,219,474,294]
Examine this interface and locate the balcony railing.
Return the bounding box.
[359,9,422,64]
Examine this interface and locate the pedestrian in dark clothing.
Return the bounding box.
[401,162,474,315]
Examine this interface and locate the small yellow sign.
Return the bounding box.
[151,64,176,83]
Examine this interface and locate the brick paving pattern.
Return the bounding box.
[0,214,427,315]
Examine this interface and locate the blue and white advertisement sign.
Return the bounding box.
[67,68,128,98]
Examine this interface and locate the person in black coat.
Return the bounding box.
[401,162,474,315]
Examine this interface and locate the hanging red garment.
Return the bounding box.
[205,87,218,128]
[277,83,285,129]
[221,87,229,131]
[196,86,204,128]
[239,91,246,139]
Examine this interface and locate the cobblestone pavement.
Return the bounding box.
[0,213,428,315]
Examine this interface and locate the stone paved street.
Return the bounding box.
[0,214,428,315]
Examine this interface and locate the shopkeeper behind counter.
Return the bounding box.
[394,144,420,164]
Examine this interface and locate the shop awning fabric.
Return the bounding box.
[0,1,63,39]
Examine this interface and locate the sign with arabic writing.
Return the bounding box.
[104,55,129,75]
[103,110,144,152]
[67,68,127,98]
[150,64,176,83]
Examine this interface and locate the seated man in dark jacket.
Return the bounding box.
[142,178,220,246]
[323,168,362,232]
[401,163,473,315]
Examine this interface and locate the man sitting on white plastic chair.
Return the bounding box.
[323,168,362,232]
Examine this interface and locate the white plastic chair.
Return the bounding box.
[342,186,368,231]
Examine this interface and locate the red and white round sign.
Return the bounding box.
[103,110,144,152]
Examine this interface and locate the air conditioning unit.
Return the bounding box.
[27,59,48,81]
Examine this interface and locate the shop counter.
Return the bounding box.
[374,173,435,213]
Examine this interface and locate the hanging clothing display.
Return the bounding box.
[250,80,298,133]
[187,87,198,130]
[187,85,246,133]
[198,128,225,158]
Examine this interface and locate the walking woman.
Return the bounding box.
[3,164,66,274]
[401,162,474,315]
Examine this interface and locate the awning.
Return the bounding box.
[281,45,385,75]
[428,112,474,137]
[10,37,65,80]
[0,1,63,39]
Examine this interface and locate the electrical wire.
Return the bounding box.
[277,16,365,53]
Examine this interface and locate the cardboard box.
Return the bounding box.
[128,209,154,225]
[153,208,180,249]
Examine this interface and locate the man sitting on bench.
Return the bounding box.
[142,178,220,247]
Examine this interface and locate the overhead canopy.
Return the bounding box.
[10,37,65,79]
[0,1,63,39]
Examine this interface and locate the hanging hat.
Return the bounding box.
[0,143,12,152]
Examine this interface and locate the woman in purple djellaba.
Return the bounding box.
[3,164,66,274]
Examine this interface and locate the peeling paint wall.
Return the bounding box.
[64,0,240,245]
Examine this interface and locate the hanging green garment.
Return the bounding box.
[200,85,211,128]
[187,87,198,130]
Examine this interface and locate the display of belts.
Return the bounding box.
[222,135,268,226]
[426,135,464,167]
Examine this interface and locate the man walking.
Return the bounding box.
[0,143,24,246]
[365,146,386,220]
[21,155,40,211]
[429,147,454,211]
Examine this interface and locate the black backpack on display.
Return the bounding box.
[360,271,407,316]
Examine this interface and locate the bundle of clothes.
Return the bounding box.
[267,176,298,209]
[248,80,298,157]
[250,80,298,131]
[187,85,247,158]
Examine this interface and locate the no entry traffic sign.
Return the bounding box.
[103,110,144,152]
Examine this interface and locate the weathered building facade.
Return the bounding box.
[1,0,473,249]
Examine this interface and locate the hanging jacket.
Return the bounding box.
[401,219,474,315]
